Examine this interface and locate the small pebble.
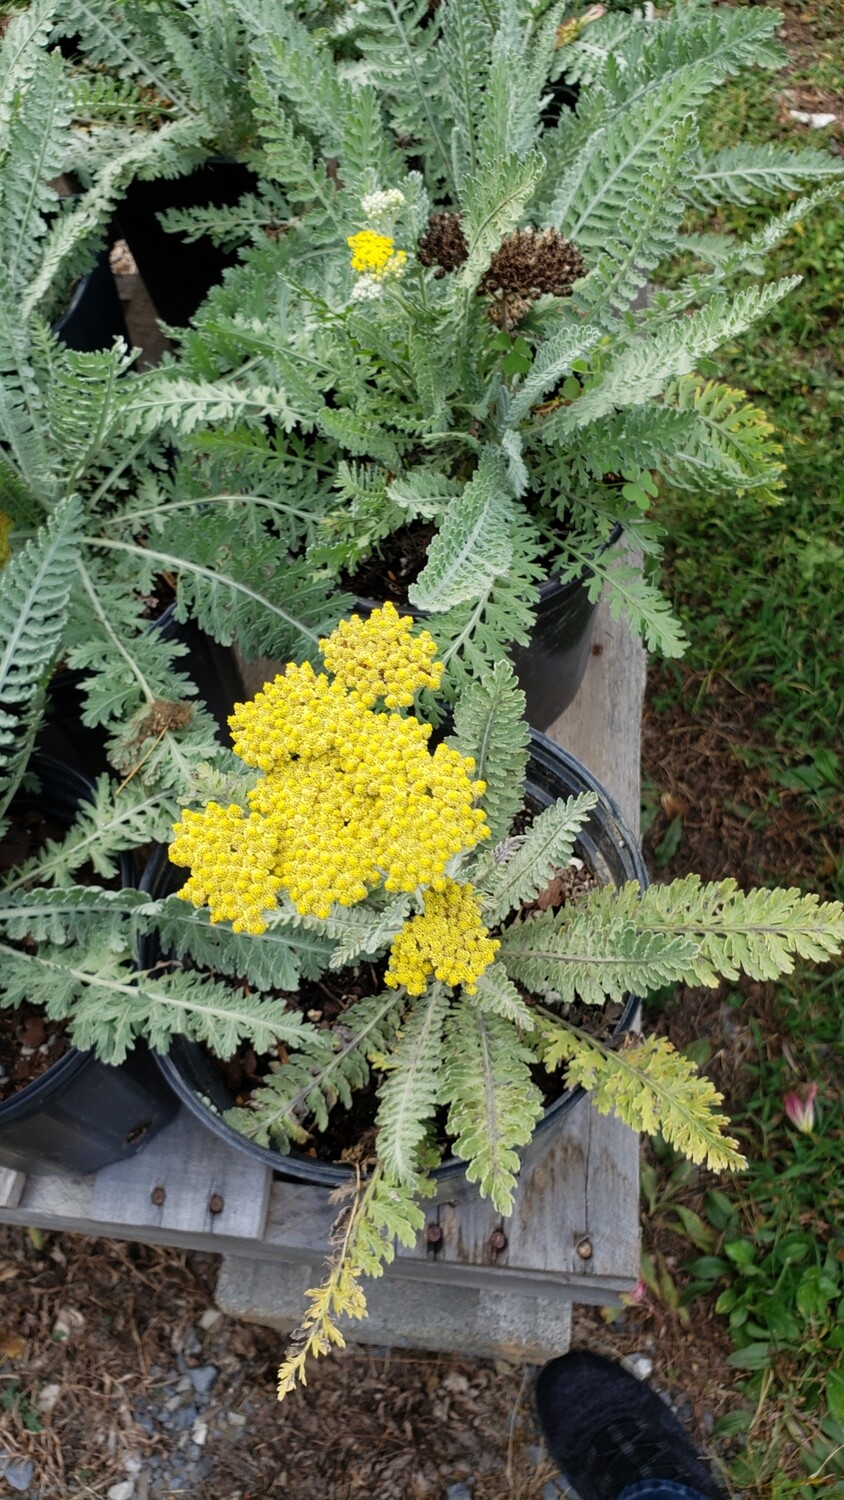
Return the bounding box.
[192,1417,209,1447]
[176,1375,193,1393]
[1,1459,35,1492]
[446,1486,473,1500]
[226,1411,247,1427]
[199,1308,222,1331]
[526,1442,545,1465]
[107,1483,135,1500]
[172,1404,198,1432]
[623,1352,653,1381]
[188,1363,219,1396]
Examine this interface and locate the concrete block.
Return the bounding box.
[216,1255,571,1363]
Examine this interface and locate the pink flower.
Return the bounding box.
[783,1083,818,1134]
[620,1277,647,1307]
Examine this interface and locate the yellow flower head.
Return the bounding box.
[172,607,488,933]
[385,879,499,995]
[347,229,407,280]
[0,511,12,569]
[169,801,282,934]
[319,601,442,708]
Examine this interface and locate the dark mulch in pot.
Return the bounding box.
[340,521,437,605]
[0,1004,72,1103]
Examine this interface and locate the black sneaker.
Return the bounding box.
[535,1351,728,1500]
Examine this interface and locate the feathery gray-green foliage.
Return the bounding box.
[84,0,840,677]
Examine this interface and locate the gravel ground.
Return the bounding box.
[0,1224,730,1499]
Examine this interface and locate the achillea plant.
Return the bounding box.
[150,606,841,1397]
[1,604,842,1386]
[65,0,842,689]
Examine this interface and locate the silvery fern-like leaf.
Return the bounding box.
[597,875,844,987]
[553,541,688,659]
[480,794,598,927]
[684,143,844,208]
[52,0,192,112]
[574,114,696,326]
[376,985,450,1184]
[540,1024,746,1172]
[506,323,603,425]
[387,470,462,521]
[449,657,529,844]
[151,893,334,993]
[327,897,411,970]
[0,941,313,1066]
[499,905,699,1007]
[1,776,173,890]
[472,962,535,1030]
[0,47,71,294]
[436,0,491,184]
[225,989,405,1150]
[457,151,545,287]
[0,883,153,950]
[0,0,60,135]
[443,1001,543,1214]
[409,449,514,612]
[0,495,81,821]
[546,280,800,437]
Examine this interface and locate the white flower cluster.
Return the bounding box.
[349,274,384,302]
[360,187,406,229]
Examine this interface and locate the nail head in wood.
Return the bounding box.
[150,1185,166,1207]
[488,1228,508,1254]
[576,1235,593,1260]
[425,1222,443,1246]
[208,1193,225,1216]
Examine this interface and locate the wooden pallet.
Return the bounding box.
[0,600,645,1362]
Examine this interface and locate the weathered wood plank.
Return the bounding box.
[0,1167,26,1210]
[89,1110,272,1241]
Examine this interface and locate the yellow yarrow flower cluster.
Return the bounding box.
[385,880,499,995]
[0,511,12,569]
[319,601,442,708]
[169,802,282,935]
[170,606,489,934]
[347,229,407,279]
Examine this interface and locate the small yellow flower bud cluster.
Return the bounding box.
[0,510,12,569]
[347,229,407,279]
[319,601,442,708]
[385,880,499,995]
[170,606,489,934]
[170,802,282,934]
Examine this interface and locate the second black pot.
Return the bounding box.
[0,756,178,1176]
[115,161,258,325]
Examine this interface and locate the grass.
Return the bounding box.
[644,7,844,1492]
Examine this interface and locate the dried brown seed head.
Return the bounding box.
[417,211,469,276]
[479,227,586,300]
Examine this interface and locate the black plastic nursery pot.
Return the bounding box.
[0,756,179,1176]
[355,524,622,733]
[146,731,648,1198]
[53,247,130,353]
[115,161,258,326]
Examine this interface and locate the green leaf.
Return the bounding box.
[376,985,450,1184]
[0,494,81,819]
[480,793,597,926]
[449,657,529,843]
[457,150,545,287]
[442,1000,543,1215]
[827,1370,844,1429]
[409,449,514,612]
